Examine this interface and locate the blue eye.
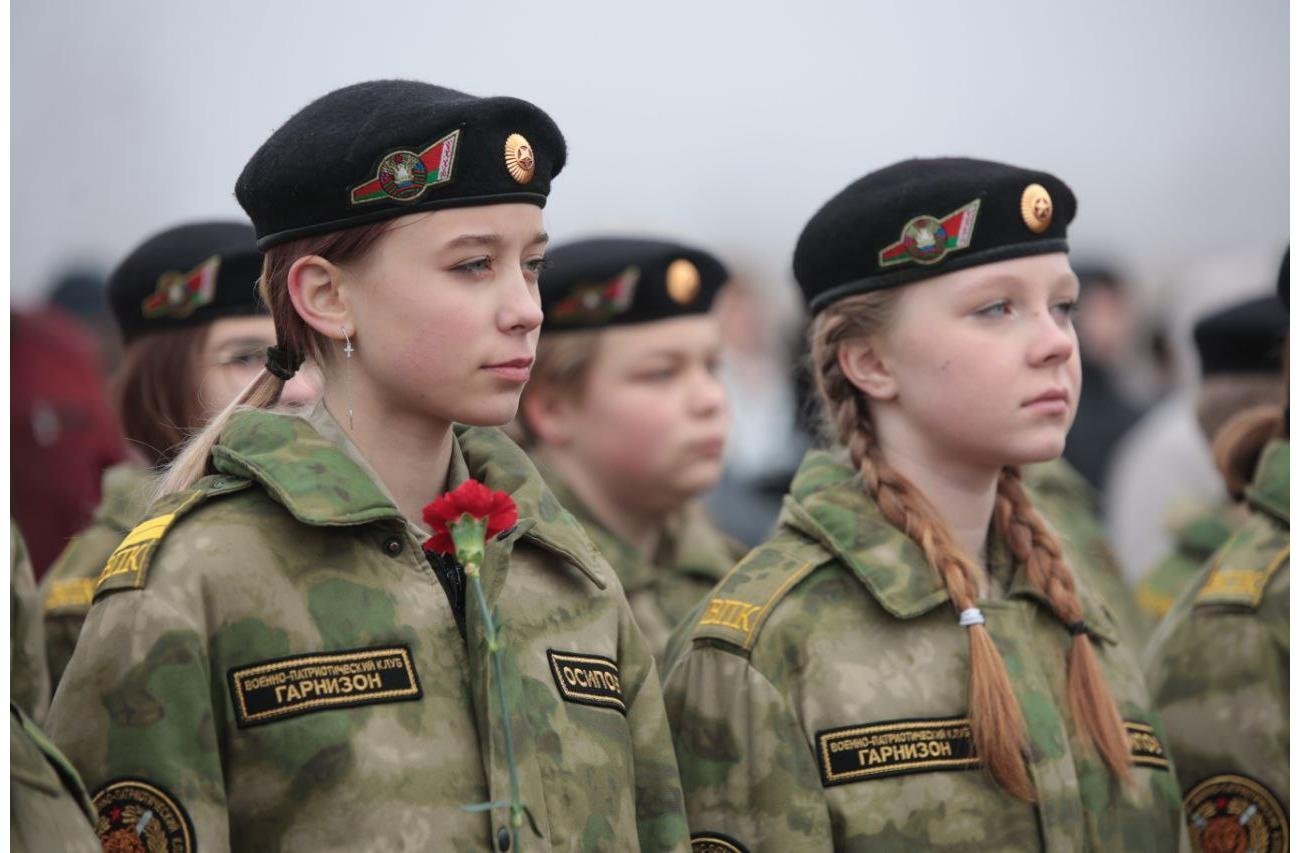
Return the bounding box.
[976,301,1010,317]
[1053,300,1080,319]
[455,257,492,275]
[524,257,548,276]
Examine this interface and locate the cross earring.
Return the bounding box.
[341,326,355,430]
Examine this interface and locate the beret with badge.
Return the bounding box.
[109,221,265,345]
[236,79,567,250]
[794,157,1077,314]
[540,237,729,332]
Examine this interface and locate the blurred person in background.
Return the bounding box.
[1105,249,1283,581]
[1061,264,1144,490]
[705,271,810,547]
[1134,290,1287,621]
[47,268,120,371]
[1144,249,1288,850]
[519,237,743,662]
[11,307,126,579]
[38,221,319,690]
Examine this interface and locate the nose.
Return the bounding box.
[279,361,323,408]
[1027,308,1076,367]
[688,366,729,420]
[499,269,543,334]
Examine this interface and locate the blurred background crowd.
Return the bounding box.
[9,0,1289,594]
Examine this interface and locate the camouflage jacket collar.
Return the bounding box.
[211,406,608,588]
[92,462,158,534]
[1245,440,1289,524]
[781,449,1117,641]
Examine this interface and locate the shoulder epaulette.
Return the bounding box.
[94,475,251,601]
[1194,515,1289,610]
[690,532,832,652]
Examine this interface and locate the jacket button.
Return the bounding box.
[496,828,511,851]
[382,537,403,557]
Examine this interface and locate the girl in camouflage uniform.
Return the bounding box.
[46,81,689,852]
[663,159,1187,851]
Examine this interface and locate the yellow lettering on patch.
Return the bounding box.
[700,598,763,633]
[96,512,178,589]
[1200,569,1266,600]
[44,578,97,612]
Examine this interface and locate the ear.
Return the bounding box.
[838,337,898,402]
[287,255,353,342]
[521,385,580,447]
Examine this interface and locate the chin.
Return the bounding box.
[452,397,522,428]
[1001,434,1067,467]
[671,461,726,499]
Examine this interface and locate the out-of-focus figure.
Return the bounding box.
[38,221,319,690]
[10,308,126,579]
[1135,292,1286,621]
[1144,250,1289,851]
[520,236,744,662]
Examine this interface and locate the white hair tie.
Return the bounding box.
[958,608,985,628]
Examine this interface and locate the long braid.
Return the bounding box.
[994,470,1133,784]
[812,299,1035,801]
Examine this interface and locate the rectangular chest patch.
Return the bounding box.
[227,645,421,728]
[546,649,625,715]
[815,716,979,787]
[1125,720,1171,770]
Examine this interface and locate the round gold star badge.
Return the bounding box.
[1020,183,1053,234]
[666,259,701,305]
[504,133,535,184]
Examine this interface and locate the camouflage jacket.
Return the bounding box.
[542,468,743,663]
[1144,440,1289,851]
[46,403,689,852]
[662,449,1186,852]
[39,462,156,691]
[10,702,99,852]
[1134,505,1237,623]
[1022,458,1151,647]
[12,522,51,722]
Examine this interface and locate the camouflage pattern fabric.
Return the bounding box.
[12,522,51,722]
[10,702,99,852]
[663,449,1187,852]
[46,402,689,851]
[1134,505,1237,623]
[1023,458,1151,647]
[1145,440,1289,851]
[38,462,156,691]
[542,466,743,664]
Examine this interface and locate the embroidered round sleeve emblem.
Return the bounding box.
[1184,774,1287,853]
[504,133,536,184]
[1020,183,1053,233]
[666,259,701,305]
[691,831,750,853]
[93,778,194,853]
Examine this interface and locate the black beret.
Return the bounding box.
[236,80,566,249]
[108,221,265,345]
[794,158,1077,314]
[1194,294,1287,377]
[540,237,729,332]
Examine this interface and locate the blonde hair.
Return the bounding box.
[810,290,1132,801]
[515,329,603,446]
[157,222,392,497]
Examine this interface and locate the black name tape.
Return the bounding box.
[546,649,625,715]
[816,716,980,787]
[1124,720,1171,770]
[228,645,421,727]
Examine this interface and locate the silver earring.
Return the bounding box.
[341,327,355,430]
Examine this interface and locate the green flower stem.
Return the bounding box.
[466,560,526,850]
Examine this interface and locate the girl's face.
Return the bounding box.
[196,315,319,419]
[344,205,547,427]
[864,252,1081,470]
[547,315,729,514]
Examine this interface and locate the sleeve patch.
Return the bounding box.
[691,832,750,853]
[43,578,96,614]
[228,645,423,727]
[92,777,194,852]
[546,649,625,715]
[1183,774,1287,852]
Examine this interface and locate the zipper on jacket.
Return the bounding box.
[426,550,468,641]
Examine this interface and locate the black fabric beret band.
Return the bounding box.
[1194,294,1287,377]
[236,80,566,250]
[108,221,265,344]
[795,157,1077,315]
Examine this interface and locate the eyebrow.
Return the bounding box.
[213,336,273,351]
[442,231,550,251]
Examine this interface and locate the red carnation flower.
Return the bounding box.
[421,479,518,564]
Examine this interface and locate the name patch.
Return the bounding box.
[228,645,421,727]
[546,649,625,714]
[699,598,763,633]
[816,716,979,786]
[1125,720,1171,770]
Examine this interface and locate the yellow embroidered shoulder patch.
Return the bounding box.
[43,578,97,614]
[1196,544,1288,609]
[96,512,179,594]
